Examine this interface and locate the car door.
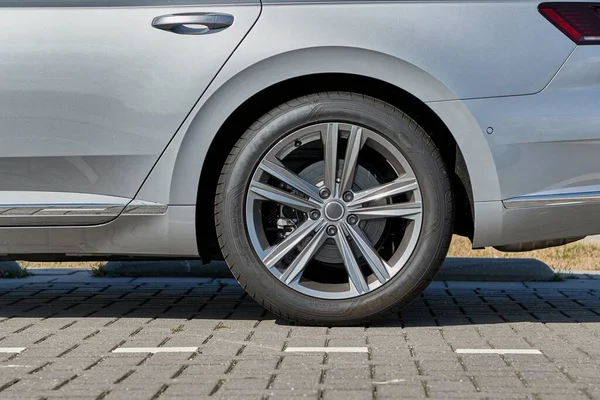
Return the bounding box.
[0,0,260,226]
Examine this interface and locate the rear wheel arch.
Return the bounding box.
[158,48,481,259]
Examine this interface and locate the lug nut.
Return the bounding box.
[309,210,321,220]
[342,191,354,202]
[326,225,338,236]
[320,188,331,199]
[347,215,358,225]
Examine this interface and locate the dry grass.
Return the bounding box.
[18,261,105,269]
[14,236,600,272]
[449,235,600,271]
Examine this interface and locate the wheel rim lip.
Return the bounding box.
[244,122,423,300]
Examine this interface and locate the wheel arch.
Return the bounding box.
[135,47,496,259]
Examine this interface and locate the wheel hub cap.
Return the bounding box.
[324,201,345,221]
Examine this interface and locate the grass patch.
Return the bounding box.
[550,272,564,282]
[89,265,116,277]
[12,236,600,274]
[171,325,184,334]
[448,235,600,271]
[19,261,105,269]
[214,322,229,330]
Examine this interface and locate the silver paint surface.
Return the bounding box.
[0,0,597,255]
[0,3,259,199]
[0,207,197,257]
[137,0,574,207]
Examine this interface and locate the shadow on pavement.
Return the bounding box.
[0,268,597,327]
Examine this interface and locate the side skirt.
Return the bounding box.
[0,205,197,258]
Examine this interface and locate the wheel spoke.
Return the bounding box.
[249,181,319,213]
[262,219,325,269]
[350,201,422,220]
[322,123,339,193]
[280,226,327,284]
[258,158,322,203]
[339,126,363,195]
[344,223,390,283]
[246,121,425,300]
[348,177,418,206]
[334,230,369,294]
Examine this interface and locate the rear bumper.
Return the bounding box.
[474,200,599,248]
[430,46,600,247]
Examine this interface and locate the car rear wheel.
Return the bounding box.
[215,92,453,325]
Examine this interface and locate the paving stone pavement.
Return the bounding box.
[0,269,597,399]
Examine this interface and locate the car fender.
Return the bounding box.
[135,46,500,233]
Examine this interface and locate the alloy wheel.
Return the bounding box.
[245,122,423,299]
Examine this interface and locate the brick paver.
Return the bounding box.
[0,269,596,399]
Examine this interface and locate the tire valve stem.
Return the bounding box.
[294,140,302,147]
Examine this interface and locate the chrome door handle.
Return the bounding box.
[152,13,234,35]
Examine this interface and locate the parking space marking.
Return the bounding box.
[285,347,369,353]
[112,347,198,353]
[455,349,542,355]
[0,348,26,354]
[0,271,597,399]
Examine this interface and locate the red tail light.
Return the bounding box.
[539,2,600,44]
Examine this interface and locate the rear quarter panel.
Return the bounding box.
[255,0,574,100]
[137,0,575,207]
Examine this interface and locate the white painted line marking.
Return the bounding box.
[373,379,407,385]
[0,348,25,354]
[456,349,542,355]
[284,347,369,353]
[112,347,198,354]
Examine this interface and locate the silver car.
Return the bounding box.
[0,0,597,324]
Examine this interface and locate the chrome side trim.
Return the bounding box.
[503,191,600,209]
[0,205,124,217]
[0,193,167,226]
[0,203,168,217]
[123,200,168,216]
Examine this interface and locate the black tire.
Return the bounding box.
[214,92,453,326]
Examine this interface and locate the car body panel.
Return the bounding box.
[135,46,460,205]
[239,2,574,100]
[0,0,597,256]
[135,0,574,206]
[461,45,600,247]
[462,46,600,201]
[0,206,198,257]
[136,1,600,251]
[0,0,254,6]
[0,2,260,219]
